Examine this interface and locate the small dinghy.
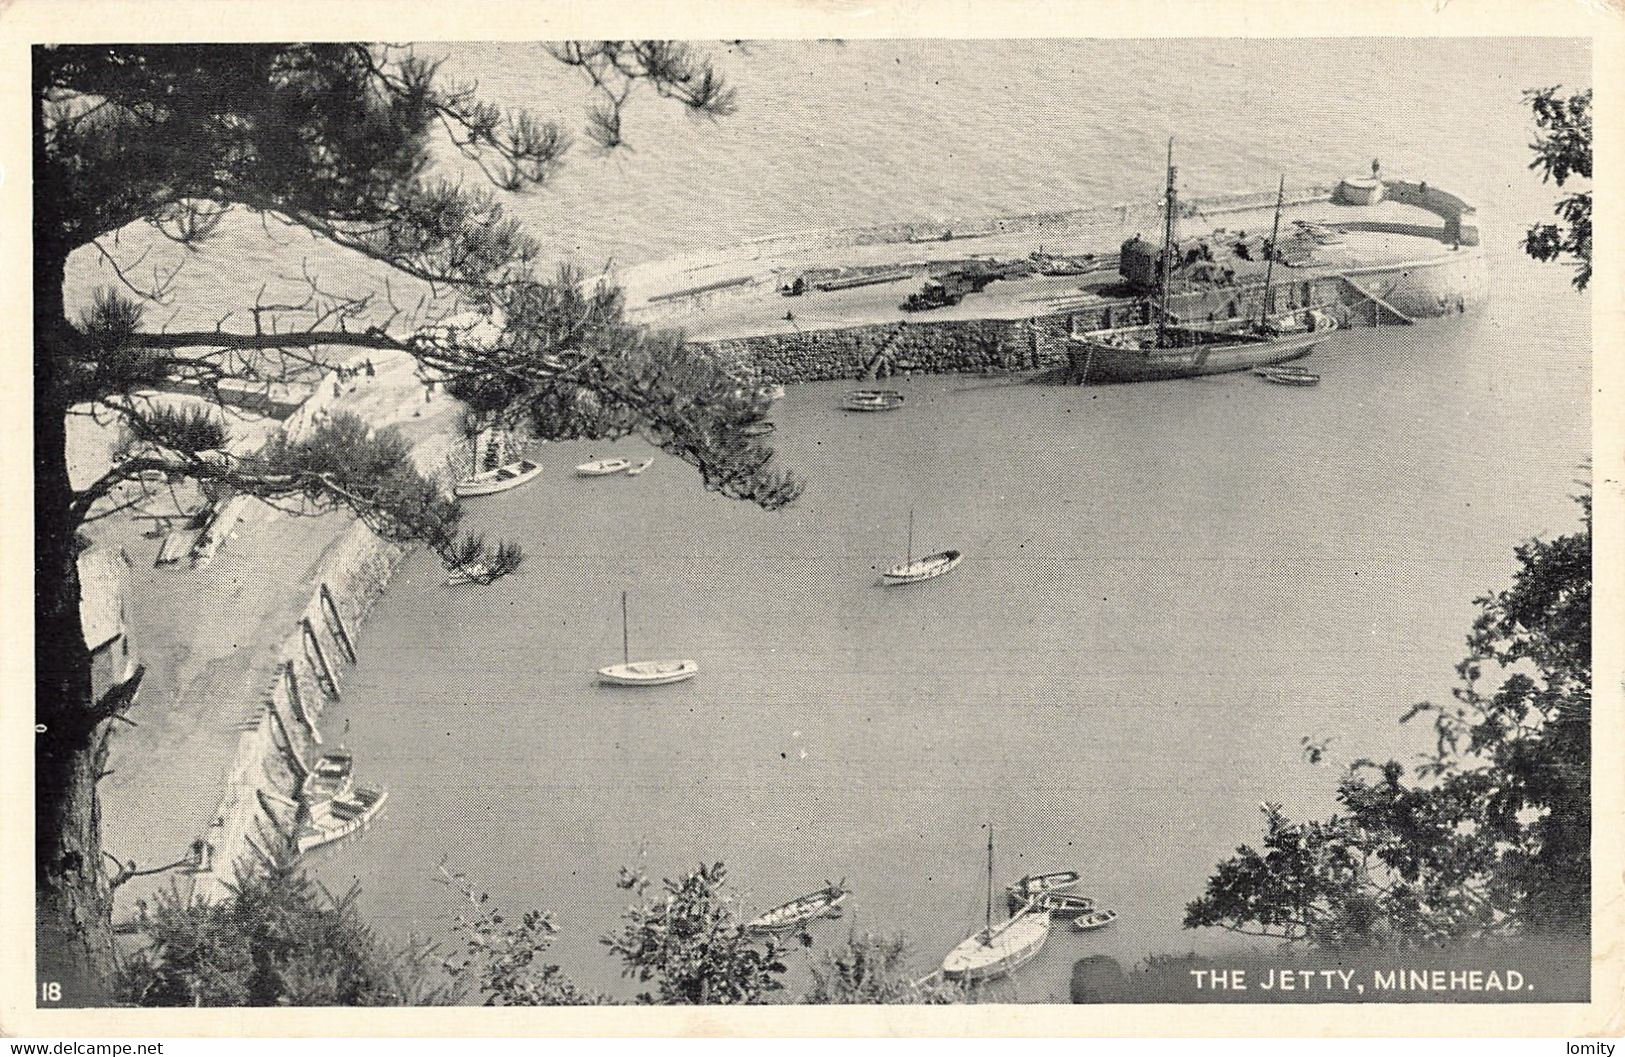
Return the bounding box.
[576,457,632,477]
[298,786,389,854]
[1010,890,1097,919]
[625,458,654,476]
[745,880,850,934]
[1006,870,1082,902]
[842,389,905,412]
[296,752,388,854]
[446,563,490,586]
[597,592,698,686]
[1073,908,1119,932]
[1259,367,1320,386]
[454,458,541,497]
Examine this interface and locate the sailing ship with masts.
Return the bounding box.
[1067,141,1338,384]
[940,825,1051,983]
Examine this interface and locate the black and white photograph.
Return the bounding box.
[8,0,1617,1039]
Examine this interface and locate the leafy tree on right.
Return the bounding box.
[1184,485,1590,948]
[1523,86,1591,291]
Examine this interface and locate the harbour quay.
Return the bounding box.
[625,173,1489,384]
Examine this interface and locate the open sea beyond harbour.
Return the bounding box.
[71,39,1588,1000]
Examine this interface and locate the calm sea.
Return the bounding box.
[73,39,1591,1000]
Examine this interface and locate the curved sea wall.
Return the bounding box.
[183,520,412,902]
[178,414,465,903]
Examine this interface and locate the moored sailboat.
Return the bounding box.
[882,509,962,585]
[597,591,698,686]
[941,825,1051,983]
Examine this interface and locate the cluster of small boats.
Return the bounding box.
[937,832,1118,984]
[296,751,389,855]
[450,452,657,501]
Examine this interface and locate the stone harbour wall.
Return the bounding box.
[697,313,1078,383]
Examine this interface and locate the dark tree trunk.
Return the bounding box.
[35,63,116,1003]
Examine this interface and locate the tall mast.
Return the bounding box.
[984,823,994,938]
[1260,174,1285,325]
[906,509,914,567]
[621,590,629,665]
[1158,137,1177,340]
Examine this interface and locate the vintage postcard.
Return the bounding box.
[1,0,1619,1039]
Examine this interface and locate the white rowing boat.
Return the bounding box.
[745,881,849,934]
[1073,908,1119,932]
[842,389,905,412]
[1259,367,1320,386]
[453,458,541,497]
[298,785,389,854]
[1006,870,1082,902]
[576,457,632,477]
[446,563,490,586]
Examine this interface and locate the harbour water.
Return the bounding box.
[68,38,1589,1000]
[306,280,1587,999]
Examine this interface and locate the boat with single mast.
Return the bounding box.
[597,591,698,686]
[1068,146,1337,385]
[745,880,850,934]
[882,509,962,586]
[941,825,1052,983]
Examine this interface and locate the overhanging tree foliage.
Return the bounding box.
[1523,86,1591,291]
[36,42,798,1004]
[602,863,789,1005]
[1184,487,1591,948]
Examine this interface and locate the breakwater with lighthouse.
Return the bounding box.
[630,176,1489,384]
